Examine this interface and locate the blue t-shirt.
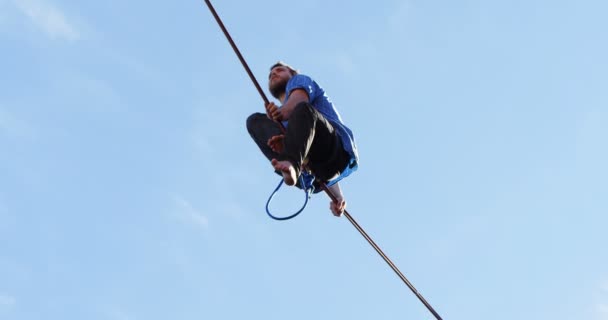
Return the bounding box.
[283,74,358,186]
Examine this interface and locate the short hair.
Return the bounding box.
[269,61,299,77]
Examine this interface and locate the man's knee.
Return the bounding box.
[292,101,315,118]
[246,112,265,133]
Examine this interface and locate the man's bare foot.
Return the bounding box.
[271,159,297,186]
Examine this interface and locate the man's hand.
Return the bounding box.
[265,102,284,122]
[330,198,346,217]
[327,182,346,217]
[267,134,285,154]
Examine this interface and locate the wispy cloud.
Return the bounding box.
[102,305,135,320]
[52,72,127,113]
[12,0,79,41]
[597,279,608,320]
[333,51,357,76]
[172,194,209,229]
[0,196,8,230]
[388,0,413,31]
[0,294,16,307]
[0,107,36,140]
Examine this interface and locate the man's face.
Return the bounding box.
[268,66,293,99]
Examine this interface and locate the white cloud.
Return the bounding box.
[0,294,16,307]
[172,194,209,229]
[12,0,79,41]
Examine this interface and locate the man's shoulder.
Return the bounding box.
[290,74,313,83]
[287,74,318,92]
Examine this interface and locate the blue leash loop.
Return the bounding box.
[265,176,312,221]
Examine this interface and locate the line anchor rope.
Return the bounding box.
[202,1,444,319]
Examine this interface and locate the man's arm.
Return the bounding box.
[266,88,309,121]
[328,182,346,217]
[280,88,309,119]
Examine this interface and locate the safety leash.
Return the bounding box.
[265,176,312,221]
[203,1,443,319]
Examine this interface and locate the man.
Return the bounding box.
[246,62,358,216]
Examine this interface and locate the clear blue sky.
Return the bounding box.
[1,0,607,319]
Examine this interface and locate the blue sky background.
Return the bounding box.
[1,0,607,319]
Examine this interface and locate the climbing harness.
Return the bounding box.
[202,1,444,319]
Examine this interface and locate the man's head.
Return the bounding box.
[268,61,298,99]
